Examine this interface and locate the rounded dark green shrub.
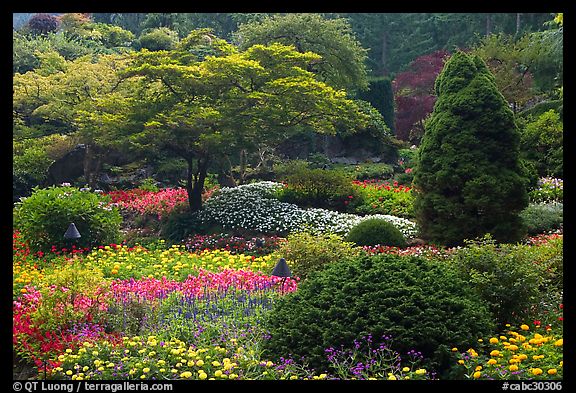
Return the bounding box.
[13,185,122,253]
[519,202,563,235]
[345,218,407,247]
[159,207,208,243]
[261,253,495,377]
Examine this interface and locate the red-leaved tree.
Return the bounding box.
[393,50,450,143]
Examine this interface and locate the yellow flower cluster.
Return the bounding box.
[457,324,563,380]
[83,245,277,280]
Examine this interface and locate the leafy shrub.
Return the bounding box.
[262,253,495,376]
[345,218,407,247]
[137,27,178,51]
[278,166,358,211]
[351,180,414,218]
[519,202,563,235]
[160,206,218,243]
[519,110,563,178]
[528,177,563,203]
[332,162,395,181]
[446,235,554,329]
[13,185,122,253]
[273,232,361,280]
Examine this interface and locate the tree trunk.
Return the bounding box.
[84,144,103,189]
[515,13,521,36]
[186,157,209,212]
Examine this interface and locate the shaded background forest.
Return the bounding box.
[13,12,563,203]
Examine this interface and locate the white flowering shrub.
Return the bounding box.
[197,182,419,239]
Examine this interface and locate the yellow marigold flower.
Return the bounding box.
[451,347,458,352]
[518,354,528,361]
[458,360,465,365]
[402,367,410,372]
[66,370,73,376]
[143,368,150,373]
[487,359,497,365]
[388,375,397,380]
[554,339,563,347]
[199,372,208,380]
[560,361,563,368]
[489,337,499,344]
[548,369,558,375]
[229,373,238,379]
[473,371,481,379]
[196,359,204,367]
[500,336,508,341]
[520,324,530,331]
[531,368,543,376]
[508,345,519,351]
[509,358,519,364]
[214,370,223,378]
[415,369,426,375]
[490,350,500,357]
[509,365,519,372]
[475,366,482,372]
[212,361,221,367]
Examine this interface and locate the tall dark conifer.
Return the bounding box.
[413,51,529,246]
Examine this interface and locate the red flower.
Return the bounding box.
[533,320,541,326]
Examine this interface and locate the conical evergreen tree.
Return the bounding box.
[413,51,529,246]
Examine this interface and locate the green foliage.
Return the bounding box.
[528,177,563,203]
[356,76,395,133]
[137,27,179,51]
[519,99,563,119]
[13,186,122,253]
[345,218,407,247]
[519,110,563,178]
[519,202,563,235]
[413,51,529,246]
[352,184,414,218]
[159,207,212,243]
[446,235,560,328]
[235,13,369,92]
[334,162,395,181]
[273,232,362,280]
[278,167,358,212]
[89,23,135,48]
[262,253,495,376]
[32,263,108,332]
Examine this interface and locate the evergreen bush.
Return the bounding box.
[519,202,563,235]
[345,218,407,247]
[261,253,495,376]
[413,51,529,246]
